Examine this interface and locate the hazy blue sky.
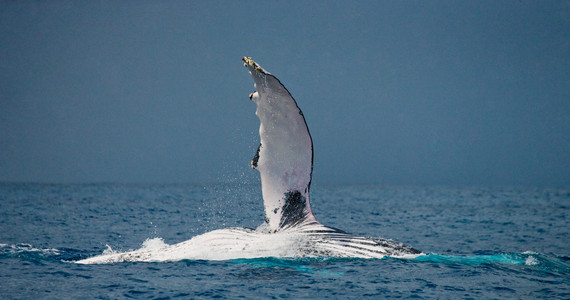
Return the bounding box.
[1,1,569,187]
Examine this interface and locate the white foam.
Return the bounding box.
[0,243,60,255]
[101,244,116,255]
[525,256,539,266]
[141,237,168,250]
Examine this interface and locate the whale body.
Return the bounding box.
[76,57,420,264]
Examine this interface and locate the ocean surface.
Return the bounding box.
[1,183,568,299]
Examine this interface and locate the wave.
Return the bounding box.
[410,252,570,274]
[0,243,89,263]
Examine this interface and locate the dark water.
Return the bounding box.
[1,183,569,298]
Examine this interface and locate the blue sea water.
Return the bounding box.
[1,183,569,299]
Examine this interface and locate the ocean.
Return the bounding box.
[1,183,568,299]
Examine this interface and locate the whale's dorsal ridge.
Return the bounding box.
[242,56,317,232]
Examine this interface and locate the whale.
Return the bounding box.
[76,57,421,264]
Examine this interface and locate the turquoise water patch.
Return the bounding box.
[411,252,570,275]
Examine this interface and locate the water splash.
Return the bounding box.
[101,244,116,255]
[141,237,169,250]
